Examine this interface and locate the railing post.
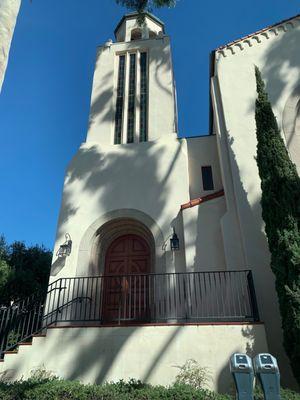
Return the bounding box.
[247,271,260,322]
[55,279,63,324]
[183,273,188,321]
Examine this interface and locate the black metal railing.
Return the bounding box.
[0,293,45,358]
[43,270,259,325]
[0,270,259,358]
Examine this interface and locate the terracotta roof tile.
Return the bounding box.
[181,189,224,210]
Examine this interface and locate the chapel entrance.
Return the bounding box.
[102,234,151,323]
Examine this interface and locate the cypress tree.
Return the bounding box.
[255,66,300,385]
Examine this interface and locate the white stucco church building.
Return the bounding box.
[1,11,300,391]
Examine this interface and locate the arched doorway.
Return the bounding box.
[102,234,151,323]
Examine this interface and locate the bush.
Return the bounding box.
[0,377,299,400]
[254,386,300,400]
[0,378,228,400]
[174,359,209,389]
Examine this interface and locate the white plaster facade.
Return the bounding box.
[0,0,21,92]
[0,324,268,393]
[1,11,300,391]
[211,13,300,388]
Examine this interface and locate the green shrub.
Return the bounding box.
[174,359,209,389]
[0,377,299,400]
[254,386,300,400]
[0,378,229,400]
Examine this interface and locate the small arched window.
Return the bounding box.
[131,28,142,41]
[149,31,157,39]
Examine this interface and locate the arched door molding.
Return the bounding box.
[76,209,165,276]
[93,217,155,276]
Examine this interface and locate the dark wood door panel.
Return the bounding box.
[102,234,151,323]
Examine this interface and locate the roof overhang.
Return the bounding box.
[114,12,165,37]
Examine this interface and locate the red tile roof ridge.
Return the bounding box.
[181,189,224,210]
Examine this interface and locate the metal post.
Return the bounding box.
[247,271,260,322]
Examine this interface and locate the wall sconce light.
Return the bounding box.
[57,233,72,258]
[170,228,180,251]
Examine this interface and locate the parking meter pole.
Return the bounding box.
[233,375,254,400]
[230,354,254,400]
[254,354,281,400]
[257,375,280,400]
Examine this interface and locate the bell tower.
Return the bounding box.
[86,12,178,145]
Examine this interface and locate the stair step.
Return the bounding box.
[4,351,18,355]
[32,334,46,338]
[19,342,32,346]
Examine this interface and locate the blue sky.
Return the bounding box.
[0,0,299,249]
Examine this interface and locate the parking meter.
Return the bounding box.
[254,354,280,400]
[230,353,254,400]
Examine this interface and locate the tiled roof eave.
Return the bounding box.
[181,189,225,210]
[216,13,300,57]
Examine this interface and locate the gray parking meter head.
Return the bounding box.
[254,354,279,374]
[230,353,253,373]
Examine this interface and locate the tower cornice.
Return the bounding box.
[114,12,165,38]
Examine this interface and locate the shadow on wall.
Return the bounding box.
[88,69,114,133]
[53,33,179,246]
[151,38,173,97]
[44,119,187,383]
[51,256,66,276]
[245,23,300,117]
[216,326,260,395]
[63,325,184,385]
[262,25,300,112]
[88,37,174,137]
[56,140,184,242]
[214,132,296,388]
[170,211,187,273]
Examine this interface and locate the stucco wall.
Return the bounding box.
[186,136,223,200]
[0,0,21,92]
[181,136,227,271]
[183,197,226,271]
[87,33,176,144]
[212,16,300,387]
[0,324,268,393]
[50,136,190,281]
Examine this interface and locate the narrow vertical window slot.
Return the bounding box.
[127,53,136,143]
[114,55,126,144]
[140,52,148,142]
[201,166,214,191]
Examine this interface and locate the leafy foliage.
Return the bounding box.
[0,260,12,298]
[0,377,227,400]
[0,376,299,400]
[254,67,300,385]
[174,359,209,389]
[116,0,176,12]
[115,0,176,23]
[0,235,52,305]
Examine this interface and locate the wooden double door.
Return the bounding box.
[102,234,151,323]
